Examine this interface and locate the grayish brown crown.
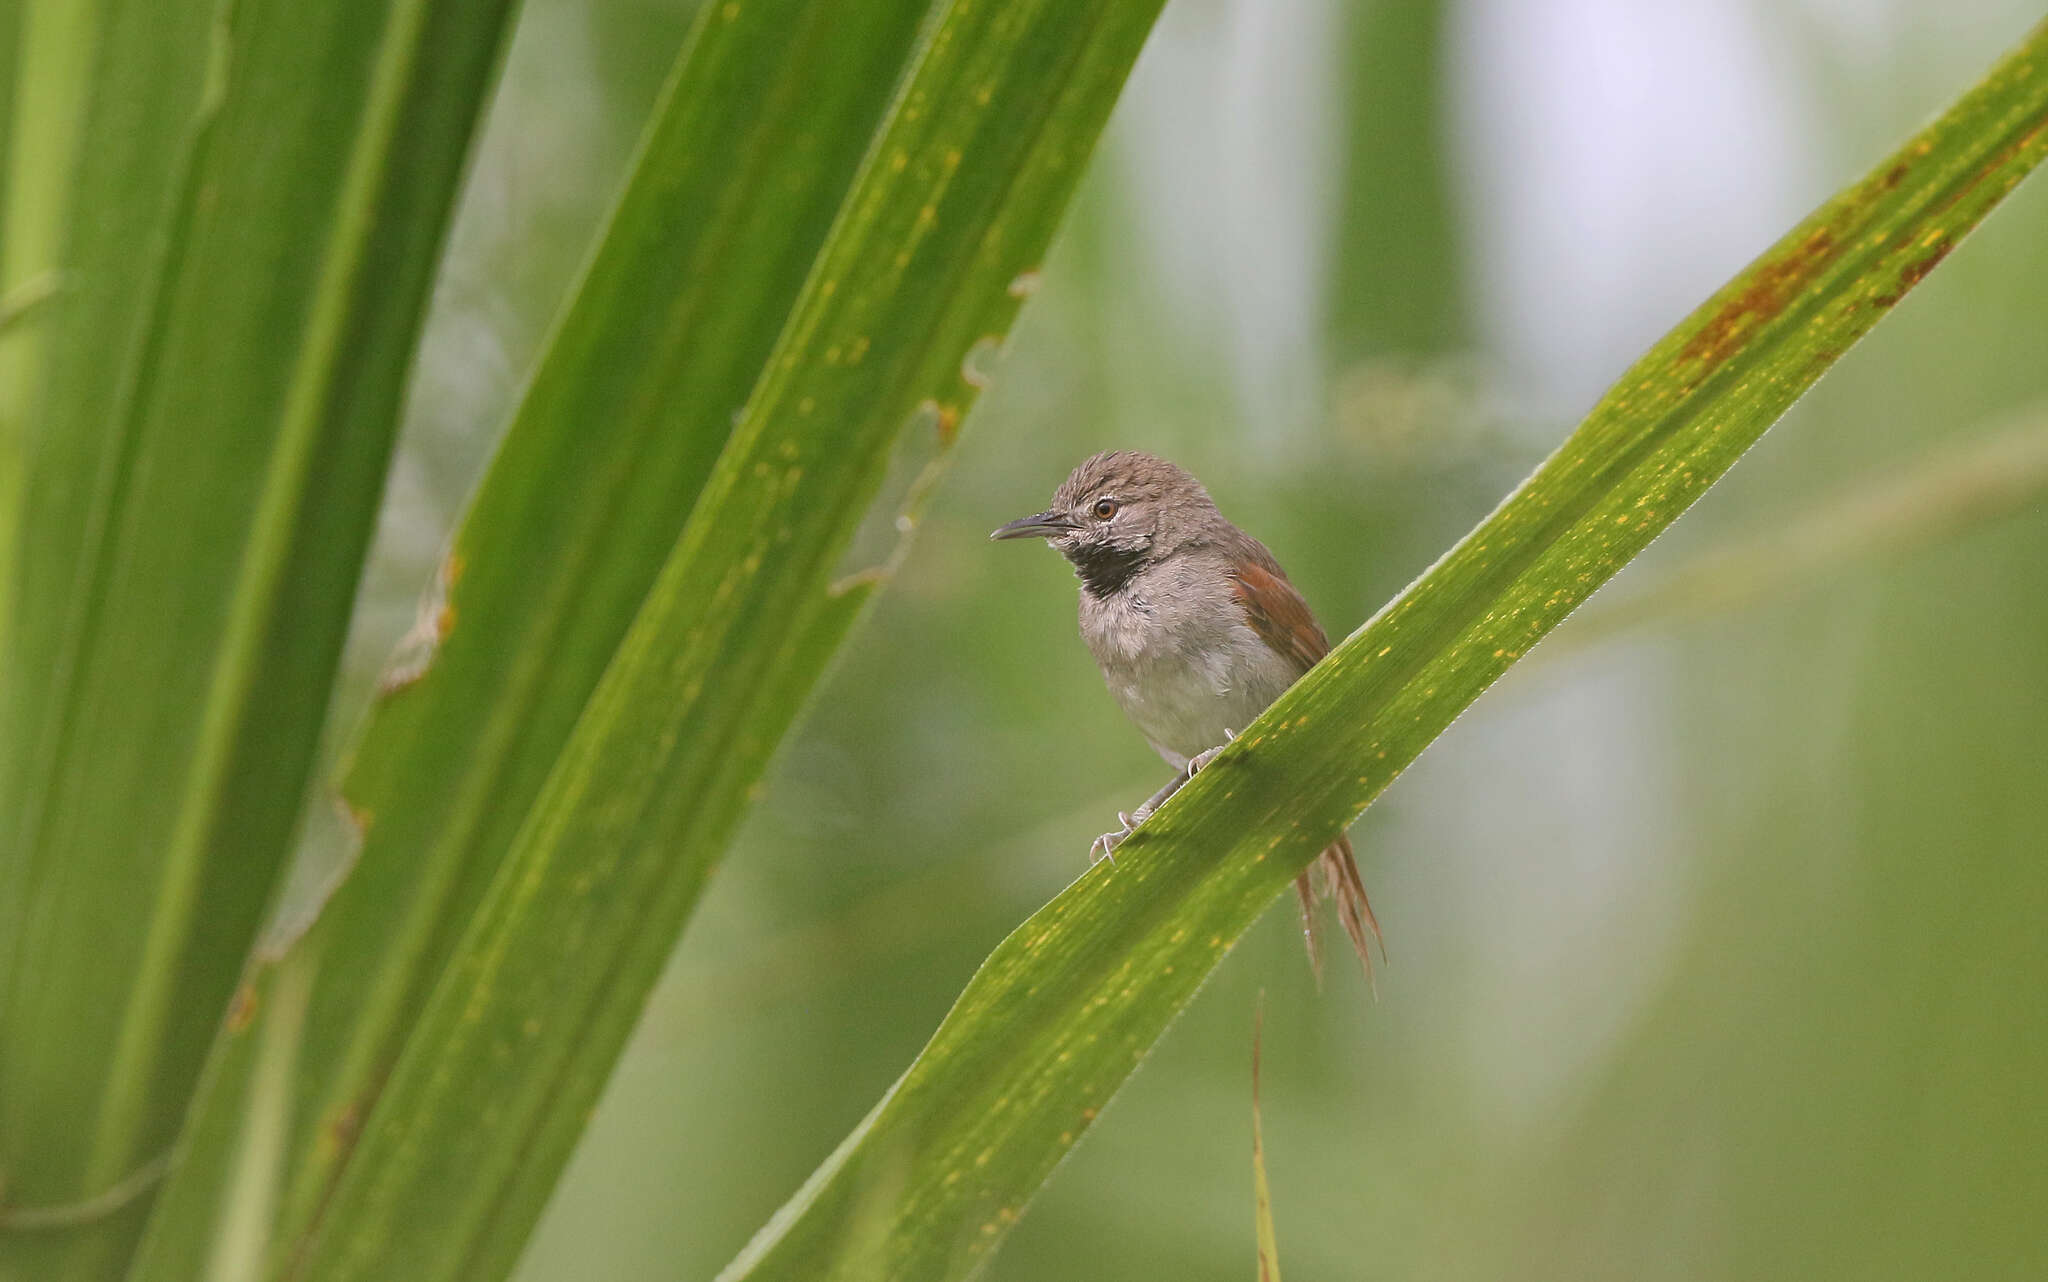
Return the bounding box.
[1052,450,1216,518]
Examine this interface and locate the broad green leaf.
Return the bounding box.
[281,2,1166,1278]
[717,20,2048,1282]
[0,271,58,561]
[0,5,18,272]
[0,276,58,336]
[0,0,105,657]
[0,0,94,622]
[127,1,941,1277]
[0,0,516,1277]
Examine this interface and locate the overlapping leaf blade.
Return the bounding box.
[717,19,2048,1282]
[133,1,1166,1280]
[288,1,1169,1274]
[126,2,943,1277]
[0,1,516,1278]
[0,0,94,626]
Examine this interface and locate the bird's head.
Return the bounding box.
[990,451,1220,595]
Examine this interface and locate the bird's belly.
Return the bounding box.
[1100,639,1294,770]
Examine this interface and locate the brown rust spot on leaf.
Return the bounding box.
[324,1098,365,1159]
[1681,226,1841,371]
[1870,233,1954,309]
[1938,116,2048,214]
[225,983,259,1032]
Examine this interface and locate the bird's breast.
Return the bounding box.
[1079,577,1298,768]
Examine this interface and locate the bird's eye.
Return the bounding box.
[1092,497,1118,520]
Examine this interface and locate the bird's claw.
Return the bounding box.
[1186,727,1237,776]
[1094,734,1239,866]
[1090,811,1136,866]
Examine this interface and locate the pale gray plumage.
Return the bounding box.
[992,450,1382,980]
[1054,454,1300,767]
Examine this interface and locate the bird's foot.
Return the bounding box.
[1186,727,1238,775]
[1091,795,1164,866]
[1090,811,1135,866]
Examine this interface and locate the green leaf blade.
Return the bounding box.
[0,0,107,639]
[1252,1004,1281,1282]
[0,0,516,1276]
[280,2,1165,1279]
[717,19,2048,1282]
[122,5,948,1278]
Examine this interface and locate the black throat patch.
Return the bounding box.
[1067,543,1145,599]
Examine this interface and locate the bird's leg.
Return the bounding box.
[1184,727,1237,776]
[1090,732,1244,865]
[1090,759,1202,865]
[1089,812,1135,865]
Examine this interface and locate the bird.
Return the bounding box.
[991,450,1381,980]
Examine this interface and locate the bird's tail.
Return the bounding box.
[1292,834,1383,993]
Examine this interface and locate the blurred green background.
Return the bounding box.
[323,1,2048,1278]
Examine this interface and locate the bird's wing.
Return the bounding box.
[1228,553,1330,676]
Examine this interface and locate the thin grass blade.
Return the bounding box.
[1549,406,2048,654]
[1252,1000,1282,1282]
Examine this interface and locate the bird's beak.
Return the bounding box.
[989,510,1073,541]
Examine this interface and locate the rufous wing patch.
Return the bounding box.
[1229,559,1330,676]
